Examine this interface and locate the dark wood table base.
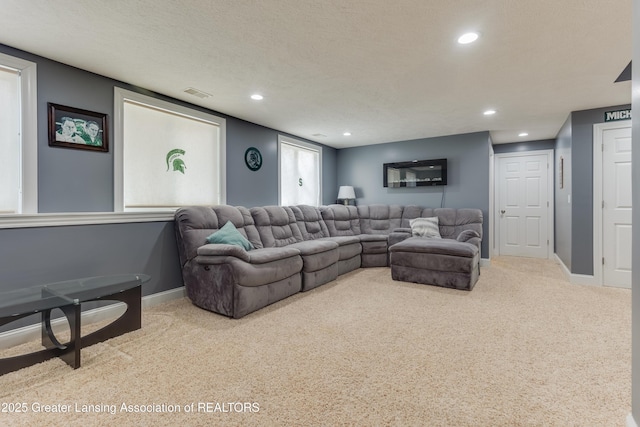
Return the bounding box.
[0,285,141,375]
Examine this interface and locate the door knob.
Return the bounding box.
[500,210,506,214]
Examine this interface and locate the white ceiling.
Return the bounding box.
[0,0,632,148]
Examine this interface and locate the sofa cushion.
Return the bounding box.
[389,237,478,258]
[288,240,340,273]
[174,205,263,268]
[435,208,483,240]
[319,236,362,261]
[226,253,303,287]
[410,217,441,239]
[291,205,331,240]
[251,206,304,247]
[320,204,361,236]
[206,221,254,251]
[358,204,403,235]
[287,239,339,256]
[400,205,424,228]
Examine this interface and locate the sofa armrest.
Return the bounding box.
[197,244,251,262]
[456,230,481,250]
[197,245,301,265]
[456,230,480,243]
[389,228,412,247]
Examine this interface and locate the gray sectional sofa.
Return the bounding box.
[174,204,483,318]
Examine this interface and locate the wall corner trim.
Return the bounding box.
[554,253,599,286]
[0,211,175,229]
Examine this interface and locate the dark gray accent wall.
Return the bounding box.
[0,221,181,332]
[570,103,631,275]
[552,103,631,276]
[226,118,337,207]
[0,43,337,318]
[631,0,639,419]
[554,116,572,270]
[0,43,337,213]
[337,131,491,257]
[38,58,117,212]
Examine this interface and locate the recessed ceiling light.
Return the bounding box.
[483,109,496,116]
[250,94,263,100]
[343,132,351,136]
[519,132,529,137]
[457,32,479,44]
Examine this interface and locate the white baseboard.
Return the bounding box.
[553,254,599,286]
[141,286,186,309]
[480,258,491,268]
[0,286,185,350]
[627,413,638,427]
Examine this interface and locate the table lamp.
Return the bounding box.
[337,185,356,205]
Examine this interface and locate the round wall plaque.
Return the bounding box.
[245,147,262,171]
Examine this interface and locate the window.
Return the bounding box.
[0,53,37,214]
[278,136,321,206]
[114,88,226,211]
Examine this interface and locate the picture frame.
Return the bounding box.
[48,103,109,152]
[245,147,263,171]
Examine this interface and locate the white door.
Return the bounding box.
[602,126,632,288]
[498,153,550,258]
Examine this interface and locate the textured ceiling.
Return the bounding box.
[0,0,632,148]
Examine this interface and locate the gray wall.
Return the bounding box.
[0,44,338,213]
[37,55,116,212]
[631,0,639,420]
[0,43,336,304]
[0,221,181,332]
[568,103,631,275]
[226,118,337,207]
[554,116,572,270]
[337,131,491,257]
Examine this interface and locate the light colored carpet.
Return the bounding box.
[0,256,631,426]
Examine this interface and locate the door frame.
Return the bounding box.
[593,120,632,286]
[494,150,555,258]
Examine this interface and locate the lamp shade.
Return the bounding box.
[337,185,356,200]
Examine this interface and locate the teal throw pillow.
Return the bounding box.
[206,221,254,251]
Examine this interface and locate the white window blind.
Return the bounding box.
[116,88,226,211]
[0,66,21,214]
[279,137,321,206]
[122,101,221,208]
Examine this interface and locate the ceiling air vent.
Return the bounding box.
[183,87,212,99]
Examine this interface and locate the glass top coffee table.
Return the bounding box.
[0,274,150,375]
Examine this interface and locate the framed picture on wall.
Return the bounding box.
[48,103,109,152]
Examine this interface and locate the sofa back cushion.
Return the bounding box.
[174,205,263,266]
[320,204,361,236]
[434,208,483,240]
[291,205,330,240]
[250,206,304,247]
[358,204,403,235]
[400,205,428,228]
